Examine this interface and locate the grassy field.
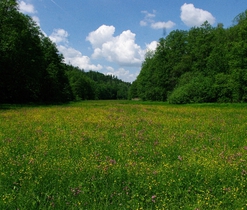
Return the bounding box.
[1,101,247,209]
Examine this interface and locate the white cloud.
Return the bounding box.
[140,10,156,26]
[18,1,40,27]
[32,16,40,26]
[48,28,102,71]
[87,25,145,67]
[106,66,114,72]
[18,1,37,14]
[141,10,156,21]
[146,41,158,52]
[57,45,102,71]
[180,3,216,27]
[151,21,176,29]
[86,25,115,49]
[106,67,138,83]
[104,39,158,82]
[140,10,175,30]
[48,26,158,82]
[49,29,69,44]
[140,20,148,26]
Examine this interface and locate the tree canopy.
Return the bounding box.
[0,0,130,104]
[130,10,247,103]
[2,0,247,104]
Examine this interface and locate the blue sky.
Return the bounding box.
[18,0,246,82]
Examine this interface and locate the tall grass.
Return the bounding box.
[1,101,247,209]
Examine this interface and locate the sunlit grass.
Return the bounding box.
[1,101,247,209]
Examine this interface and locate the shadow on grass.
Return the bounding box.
[0,101,72,110]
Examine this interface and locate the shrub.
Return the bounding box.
[168,72,214,104]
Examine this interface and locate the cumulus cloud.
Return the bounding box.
[180,3,216,27]
[18,1,42,29]
[57,45,102,71]
[49,29,69,44]
[106,66,115,72]
[103,39,157,81]
[151,21,176,29]
[140,10,175,30]
[48,28,102,71]
[87,25,145,67]
[18,1,37,14]
[146,41,158,52]
[86,25,115,49]
[48,26,158,82]
[106,67,138,83]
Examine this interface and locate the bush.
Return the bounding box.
[168,72,214,104]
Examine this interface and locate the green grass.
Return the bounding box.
[1,101,247,209]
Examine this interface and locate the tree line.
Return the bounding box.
[0,0,130,104]
[130,10,247,103]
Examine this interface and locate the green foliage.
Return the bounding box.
[40,38,73,103]
[0,8,44,102]
[135,38,169,101]
[0,0,130,104]
[86,71,131,100]
[66,66,95,100]
[66,67,131,100]
[0,0,71,103]
[168,73,214,104]
[128,80,138,99]
[133,10,247,104]
[212,73,240,103]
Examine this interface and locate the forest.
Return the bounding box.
[1,0,247,104]
[130,10,247,103]
[0,0,130,104]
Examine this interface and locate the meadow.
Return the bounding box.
[1,101,247,209]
